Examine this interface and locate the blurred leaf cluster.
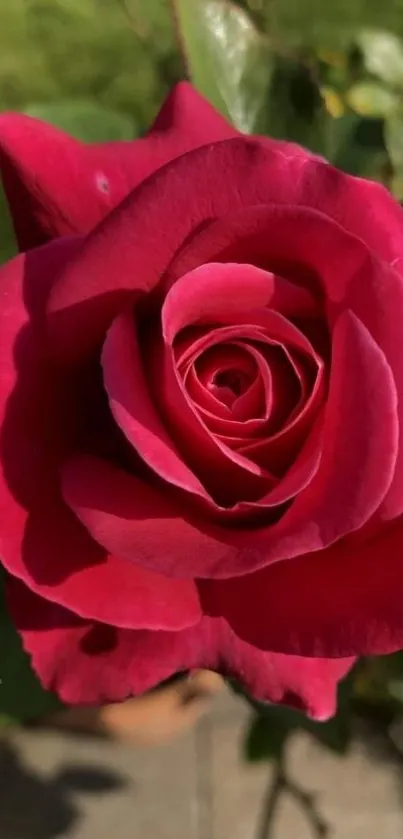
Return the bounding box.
[0,0,180,128]
[0,571,62,725]
[174,0,403,193]
[242,655,403,765]
[239,657,403,836]
[1,1,403,189]
[2,0,403,724]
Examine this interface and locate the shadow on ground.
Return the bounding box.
[0,737,127,839]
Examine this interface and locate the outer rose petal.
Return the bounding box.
[7,577,354,719]
[202,517,403,658]
[0,83,236,249]
[3,82,402,269]
[47,135,403,368]
[0,241,200,629]
[48,139,285,364]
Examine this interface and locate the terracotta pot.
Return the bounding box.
[40,670,224,746]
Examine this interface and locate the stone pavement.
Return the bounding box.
[1,688,403,839]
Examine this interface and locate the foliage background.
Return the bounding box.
[1,0,403,780]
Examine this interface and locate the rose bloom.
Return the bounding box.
[2,84,403,719]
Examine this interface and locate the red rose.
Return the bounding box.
[6,83,403,718]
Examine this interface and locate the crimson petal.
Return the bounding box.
[166,163,403,282]
[47,144,332,365]
[7,577,353,718]
[102,309,210,503]
[0,83,236,249]
[202,516,403,658]
[0,242,199,628]
[62,311,397,580]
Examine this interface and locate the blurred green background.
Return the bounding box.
[0,0,178,128]
[2,0,403,778]
[3,1,403,191]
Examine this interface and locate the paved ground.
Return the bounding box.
[1,688,403,839]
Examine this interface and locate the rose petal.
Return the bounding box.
[346,259,403,520]
[235,420,322,511]
[185,350,267,427]
[0,243,199,629]
[0,115,104,248]
[163,267,323,469]
[165,154,403,280]
[62,312,396,580]
[162,262,315,343]
[3,490,200,630]
[186,341,270,433]
[291,310,397,540]
[102,309,210,503]
[166,210,403,514]
[240,357,325,474]
[151,327,273,506]
[187,339,304,443]
[165,207,366,311]
[202,517,403,658]
[7,577,353,718]
[0,83,235,249]
[192,343,258,411]
[47,142,330,365]
[181,331,272,427]
[102,312,277,516]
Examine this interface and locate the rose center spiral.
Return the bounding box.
[212,367,253,406]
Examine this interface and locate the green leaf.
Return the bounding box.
[328,113,390,183]
[171,0,273,132]
[0,571,62,723]
[356,30,403,89]
[346,82,399,118]
[242,669,355,763]
[263,4,403,51]
[22,101,137,143]
[265,56,329,154]
[386,110,403,175]
[386,111,403,198]
[0,178,18,266]
[354,653,403,706]
[303,676,353,755]
[306,712,351,755]
[244,710,291,762]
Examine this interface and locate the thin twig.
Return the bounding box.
[286,778,330,838]
[255,754,285,839]
[255,750,330,839]
[167,0,190,78]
